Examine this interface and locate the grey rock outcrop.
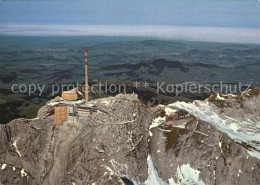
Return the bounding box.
[0,94,152,185]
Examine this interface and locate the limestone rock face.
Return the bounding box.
[0,94,152,185]
[149,118,260,185]
[0,89,260,185]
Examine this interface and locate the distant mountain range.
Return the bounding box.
[103,58,221,73]
[97,58,259,85]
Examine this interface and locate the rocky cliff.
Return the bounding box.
[0,89,260,185]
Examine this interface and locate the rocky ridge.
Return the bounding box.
[0,88,260,185]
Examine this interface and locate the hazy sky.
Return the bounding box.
[0,0,259,43]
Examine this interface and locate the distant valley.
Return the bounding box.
[0,36,259,123]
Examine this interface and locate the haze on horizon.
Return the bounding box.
[0,0,259,44]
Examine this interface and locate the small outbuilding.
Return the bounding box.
[62,90,78,101]
[165,109,188,122]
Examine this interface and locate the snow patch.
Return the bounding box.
[247,150,260,160]
[174,125,185,129]
[104,165,114,175]
[149,116,164,136]
[77,89,84,97]
[168,178,175,185]
[1,164,7,170]
[218,141,224,156]
[48,102,59,106]
[20,169,28,177]
[12,140,22,157]
[149,130,153,137]
[150,117,164,130]
[102,100,111,105]
[144,155,167,185]
[216,94,225,101]
[227,94,238,98]
[230,123,239,132]
[171,164,205,185]
[165,107,177,116]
